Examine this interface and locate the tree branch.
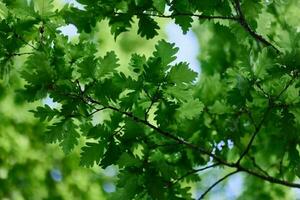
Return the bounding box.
[236,104,271,164]
[237,72,299,164]
[85,97,300,190]
[254,81,270,98]
[115,0,279,53]
[169,163,220,187]
[275,71,299,99]
[61,91,300,190]
[232,0,280,53]
[105,105,228,162]
[87,107,109,117]
[10,52,35,56]
[238,165,300,188]
[198,170,239,200]
[113,11,238,21]
[247,155,270,177]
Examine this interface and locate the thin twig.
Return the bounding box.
[255,81,270,98]
[111,125,125,138]
[170,163,220,187]
[144,83,161,120]
[247,155,270,177]
[198,170,239,200]
[75,79,84,95]
[14,33,38,50]
[245,108,257,129]
[87,107,109,117]
[237,72,298,163]
[275,72,299,99]
[237,103,271,164]
[10,52,35,56]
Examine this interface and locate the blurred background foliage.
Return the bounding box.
[0,59,110,200]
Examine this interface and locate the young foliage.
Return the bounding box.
[1,0,300,199]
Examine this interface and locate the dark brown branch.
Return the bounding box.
[113,11,238,21]
[61,91,300,190]
[105,105,227,163]
[87,96,300,189]
[78,94,229,165]
[238,165,300,188]
[198,170,239,200]
[232,0,280,53]
[116,1,279,53]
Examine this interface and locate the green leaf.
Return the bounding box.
[77,56,97,79]
[118,153,142,167]
[209,100,230,115]
[174,15,193,34]
[168,62,197,84]
[62,7,97,33]
[253,48,272,79]
[34,0,55,18]
[45,119,80,154]
[290,108,300,125]
[153,40,179,69]
[137,15,159,39]
[97,51,120,78]
[94,76,124,103]
[31,105,59,122]
[153,0,165,13]
[100,142,121,168]
[0,2,8,18]
[109,13,132,39]
[165,84,193,101]
[129,53,146,74]
[145,172,165,199]
[45,121,65,143]
[111,174,141,200]
[80,142,105,167]
[86,124,110,139]
[60,126,80,154]
[177,99,204,120]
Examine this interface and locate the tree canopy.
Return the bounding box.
[1,0,300,199]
